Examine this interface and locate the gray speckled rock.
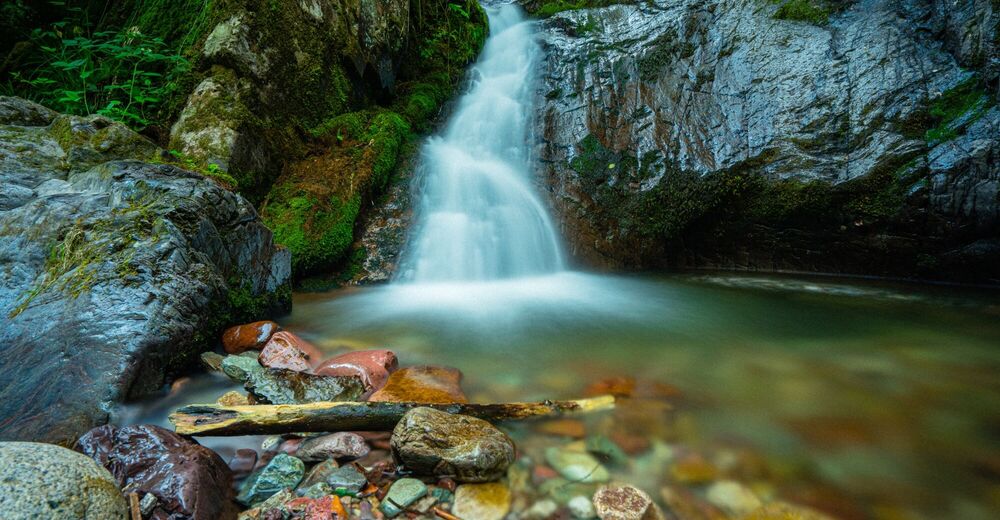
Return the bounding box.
[220,355,365,404]
[536,0,1000,281]
[0,442,127,519]
[0,98,291,444]
[391,407,515,483]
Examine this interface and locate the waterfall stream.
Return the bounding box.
[398,4,564,282]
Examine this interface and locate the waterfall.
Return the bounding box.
[397,4,564,283]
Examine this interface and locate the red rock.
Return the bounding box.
[368,365,467,403]
[279,438,303,455]
[262,331,325,367]
[259,335,314,372]
[296,432,370,462]
[76,424,237,520]
[584,376,682,399]
[222,321,279,354]
[531,465,559,484]
[609,431,651,455]
[229,449,258,478]
[314,349,398,395]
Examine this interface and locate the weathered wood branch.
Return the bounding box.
[169,395,616,436]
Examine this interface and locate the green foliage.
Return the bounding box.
[6,22,190,130]
[156,149,239,188]
[265,192,362,275]
[770,0,832,25]
[923,76,993,144]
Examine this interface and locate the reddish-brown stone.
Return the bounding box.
[314,349,398,395]
[259,340,312,373]
[222,321,279,354]
[261,331,325,367]
[368,365,467,403]
[76,424,237,520]
[229,449,258,479]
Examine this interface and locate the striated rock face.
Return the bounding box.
[0,97,291,444]
[535,0,999,282]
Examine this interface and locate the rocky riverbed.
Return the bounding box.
[0,318,871,519]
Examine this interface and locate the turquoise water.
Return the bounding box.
[123,273,1000,519]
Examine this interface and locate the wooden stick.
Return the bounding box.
[169,395,615,436]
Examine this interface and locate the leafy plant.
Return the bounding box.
[6,18,190,130]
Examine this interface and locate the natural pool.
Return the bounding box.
[122,272,1000,520]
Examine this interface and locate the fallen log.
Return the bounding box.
[169,395,616,436]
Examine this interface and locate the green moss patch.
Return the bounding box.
[526,0,635,18]
[769,0,836,25]
[923,76,993,144]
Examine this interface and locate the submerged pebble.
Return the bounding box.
[380,477,427,517]
[453,482,512,520]
[545,446,610,483]
[238,453,305,506]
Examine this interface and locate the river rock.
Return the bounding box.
[0,441,127,519]
[453,482,512,520]
[593,485,664,520]
[217,390,252,406]
[220,354,365,404]
[705,480,762,517]
[314,349,399,395]
[569,494,598,519]
[380,477,427,517]
[300,458,339,488]
[259,338,313,372]
[391,407,515,482]
[237,452,305,506]
[264,331,325,367]
[322,466,368,494]
[223,321,279,354]
[75,424,236,520]
[369,365,468,403]
[229,449,258,478]
[545,446,610,483]
[0,100,291,444]
[296,432,370,462]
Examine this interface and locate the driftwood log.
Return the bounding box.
[169,395,616,436]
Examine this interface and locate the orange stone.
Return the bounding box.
[535,419,586,438]
[222,320,279,354]
[368,365,468,403]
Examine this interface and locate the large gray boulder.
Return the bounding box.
[535,0,999,282]
[0,441,127,519]
[0,97,291,444]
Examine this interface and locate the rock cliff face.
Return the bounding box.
[535,0,999,282]
[0,97,291,444]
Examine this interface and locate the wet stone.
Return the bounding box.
[221,354,365,404]
[380,477,427,517]
[296,482,333,499]
[296,432,370,462]
[324,466,368,495]
[259,338,312,372]
[391,407,515,482]
[524,499,559,520]
[314,349,399,395]
[453,482,512,520]
[217,390,251,406]
[586,435,629,466]
[229,448,258,478]
[744,501,834,520]
[263,331,325,366]
[593,485,665,520]
[570,494,598,519]
[223,320,279,354]
[545,446,610,483]
[370,365,468,403]
[540,477,599,505]
[238,453,305,506]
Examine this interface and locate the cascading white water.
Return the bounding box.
[398,4,564,282]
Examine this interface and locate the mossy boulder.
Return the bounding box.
[0,97,291,444]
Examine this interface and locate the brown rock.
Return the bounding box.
[593,485,665,520]
[659,486,726,520]
[262,331,325,367]
[453,482,511,520]
[369,365,467,403]
[296,432,371,462]
[222,321,279,354]
[314,349,398,395]
[259,340,312,372]
[670,454,718,484]
[390,407,514,482]
[76,424,237,520]
[229,449,258,479]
